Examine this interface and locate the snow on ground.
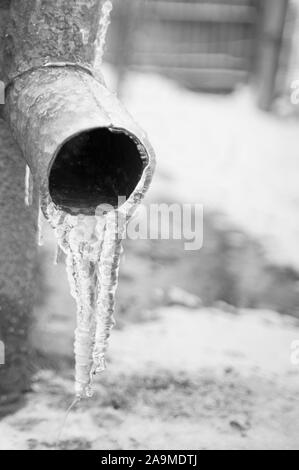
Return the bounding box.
[104,66,299,269]
[1,308,299,450]
[110,307,299,379]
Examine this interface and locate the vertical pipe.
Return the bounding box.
[0,0,11,84]
[3,0,102,83]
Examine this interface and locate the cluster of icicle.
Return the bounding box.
[42,196,128,399]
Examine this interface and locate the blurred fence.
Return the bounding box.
[107,0,259,92]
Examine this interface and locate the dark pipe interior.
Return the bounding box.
[49,128,145,215]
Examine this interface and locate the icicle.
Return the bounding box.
[92,211,125,374]
[66,249,98,398]
[94,0,113,71]
[24,165,33,207]
[42,192,137,399]
[37,199,44,246]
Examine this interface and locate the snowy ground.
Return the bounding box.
[1,68,299,450]
[1,307,299,450]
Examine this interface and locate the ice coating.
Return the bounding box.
[94,0,114,71]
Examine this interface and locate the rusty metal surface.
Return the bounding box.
[4,66,155,215]
[0,119,38,413]
[3,0,103,83]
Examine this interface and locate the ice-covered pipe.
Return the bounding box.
[3,0,155,215]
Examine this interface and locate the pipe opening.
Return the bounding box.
[49,128,146,215]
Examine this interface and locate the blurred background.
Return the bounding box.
[107,0,296,109]
[2,0,299,450]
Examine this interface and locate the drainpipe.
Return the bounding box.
[3,0,155,216]
[0,0,155,412]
